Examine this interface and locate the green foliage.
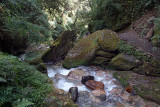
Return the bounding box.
[0,0,52,44]
[88,0,158,32]
[118,40,148,61]
[0,52,53,106]
[152,18,160,47]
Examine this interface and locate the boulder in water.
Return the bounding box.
[85,80,104,90]
[91,90,106,102]
[67,69,87,81]
[81,75,94,85]
[69,87,78,103]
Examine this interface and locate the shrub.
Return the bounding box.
[0,52,52,107]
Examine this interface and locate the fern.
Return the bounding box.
[12,98,34,107]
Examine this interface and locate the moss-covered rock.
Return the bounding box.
[44,89,78,107]
[92,57,111,66]
[22,47,50,72]
[98,30,120,52]
[42,30,76,63]
[113,71,160,104]
[96,51,116,58]
[63,30,120,69]
[108,53,140,70]
[63,30,101,69]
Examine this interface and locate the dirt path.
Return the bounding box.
[118,29,160,59]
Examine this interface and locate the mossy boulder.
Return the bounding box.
[63,31,101,69]
[22,47,50,72]
[63,30,120,69]
[113,71,160,104]
[42,30,76,63]
[108,53,140,70]
[98,30,120,52]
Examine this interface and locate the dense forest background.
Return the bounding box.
[0,0,160,106]
[0,0,159,55]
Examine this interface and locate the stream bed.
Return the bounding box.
[47,65,159,107]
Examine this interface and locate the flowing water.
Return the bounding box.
[47,66,116,95]
[47,65,159,107]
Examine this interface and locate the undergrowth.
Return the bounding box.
[0,52,53,107]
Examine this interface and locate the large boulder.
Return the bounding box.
[113,71,160,104]
[42,30,76,63]
[108,53,140,70]
[62,31,101,69]
[63,30,119,69]
[98,30,120,52]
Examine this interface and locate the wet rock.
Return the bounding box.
[120,91,133,102]
[43,30,76,63]
[81,75,94,85]
[67,69,87,81]
[110,87,123,95]
[96,70,106,76]
[108,53,140,70]
[85,80,104,90]
[69,87,78,103]
[114,71,160,104]
[91,90,106,101]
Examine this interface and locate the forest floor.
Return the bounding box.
[118,10,160,59]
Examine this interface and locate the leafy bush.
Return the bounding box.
[0,52,52,107]
[0,0,51,43]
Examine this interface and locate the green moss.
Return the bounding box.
[108,53,140,70]
[92,57,110,65]
[98,30,120,51]
[96,51,116,58]
[113,72,129,87]
[114,71,160,104]
[63,30,102,69]
[24,48,50,65]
